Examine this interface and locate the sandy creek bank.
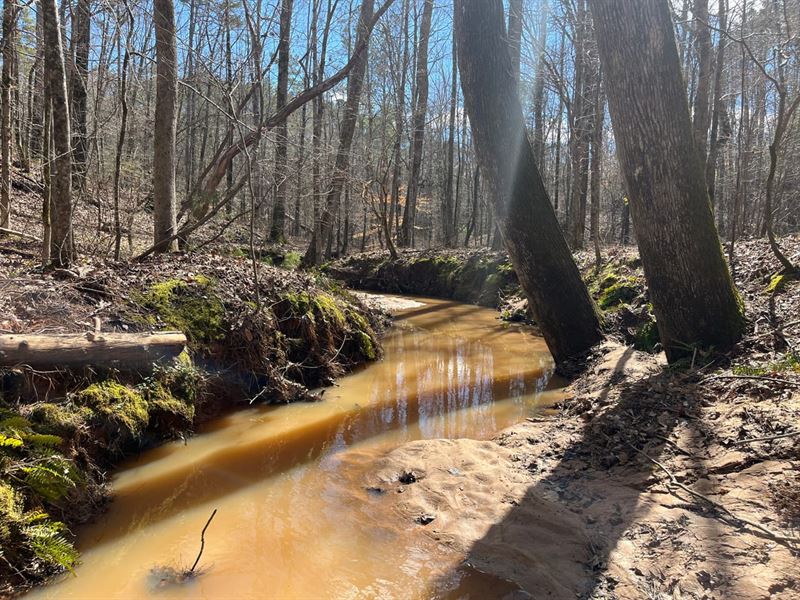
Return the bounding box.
[355,338,799,599]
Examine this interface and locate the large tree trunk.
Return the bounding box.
[41,0,74,266]
[590,0,744,361]
[399,0,433,248]
[302,0,375,266]
[1,0,17,230]
[69,0,90,189]
[269,0,294,242]
[152,0,178,253]
[455,0,603,365]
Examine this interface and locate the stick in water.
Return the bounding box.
[189,508,218,574]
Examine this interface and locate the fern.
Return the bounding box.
[0,433,23,449]
[21,457,81,503]
[23,521,79,572]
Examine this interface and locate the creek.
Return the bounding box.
[29,296,563,599]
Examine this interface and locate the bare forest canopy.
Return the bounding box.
[0,0,797,260]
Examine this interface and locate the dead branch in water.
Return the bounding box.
[189,508,218,574]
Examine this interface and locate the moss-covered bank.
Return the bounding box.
[0,254,383,593]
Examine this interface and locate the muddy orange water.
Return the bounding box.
[30,296,563,599]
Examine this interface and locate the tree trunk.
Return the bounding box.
[507,0,523,84]
[269,0,294,242]
[302,0,375,266]
[399,0,433,247]
[69,0,90,189]
[691,0,712,161]
[590,0,744,361]
[705,0,727,204]
[41,0,74,266]
[442,27,458,247]
[152,0,178,253]
[531,0,549,165]
[1,0,17,230]
[455,0,603,365]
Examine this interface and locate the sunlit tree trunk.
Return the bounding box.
[270,0,294,242]
[152,0,178,252]
[69,0,90,189]
[1,0,17,230]
[42,0,74,266]
[590,0,744,361]
[455,0,603,365]
[399,0,433,247]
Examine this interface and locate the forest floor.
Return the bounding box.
[344,237,800,600]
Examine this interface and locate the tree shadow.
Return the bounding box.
[429,349,742,599]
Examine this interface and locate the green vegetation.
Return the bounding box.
[0,414,83,576]
[733,352,800,376]
[766,273,786,294]
[141,276,226,343]
[76,381,149,438]
[282,290,345,325]
[591,268,641,310]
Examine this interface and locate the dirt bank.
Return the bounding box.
[347,234,800,600]
[357,341,799,599]
[0,250,384,593]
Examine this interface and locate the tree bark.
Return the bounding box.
[442,26,458,247]
[152,0,178,252]
[69,0,90,189]
[399,0,433,247]
[1,0,18,230]
[590,0,744,361]
[270,0,295,242]
[691,0,712,161]
[0,332,187,370]
[41,0,74,266]
[455,0,603,365]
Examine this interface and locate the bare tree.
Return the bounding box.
[152,0,178,252]
[590,0,745,360]
[399,0,433,247]
[41,0,74,266]
[455,0,603,364]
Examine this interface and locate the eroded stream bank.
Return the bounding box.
[28,296,564,599]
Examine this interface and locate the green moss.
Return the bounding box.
[146,384,195,423]
[76,381,149,437]
[283,291,345,325]
[594,271,640,309]
[141,276,226,343]
[356,331,377,360]
[28,403,91,437]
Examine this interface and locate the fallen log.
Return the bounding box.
[0,331,187,370]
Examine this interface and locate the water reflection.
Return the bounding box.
[29,296,562,600]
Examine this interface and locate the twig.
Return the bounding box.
[189,508,218,574]
[0,227,42,242]
[623,440,800,547]
[729,430,800,446]
[701,374,800,387]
